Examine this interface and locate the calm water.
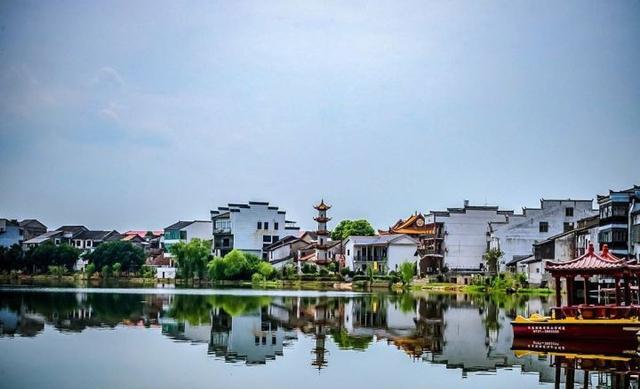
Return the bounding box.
[0,288,637,389]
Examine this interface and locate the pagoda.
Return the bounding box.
[313,199,331,264]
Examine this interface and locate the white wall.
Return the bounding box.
[491,200,595,271]
[228,204,287,254]
[184,221,213,241]
[387,240,419,272]
[439,209,508,271]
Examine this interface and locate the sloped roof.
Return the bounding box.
[346,234,419,246]
[165,221,194,230]
[55,225,88,234]
[19,219,47,229]
[23,231,62,244]
[75,230,120,241]
[124,230,163,238]
[545,244,626,275]
[314,200,331,211]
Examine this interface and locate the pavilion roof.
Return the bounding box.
[545,243,626,275]
[314,199,331,211]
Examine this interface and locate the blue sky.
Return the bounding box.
[1,0,638,231]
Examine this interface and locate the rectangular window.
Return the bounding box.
[565,207,573,217]
[264,222,269,230]
[563,222,573,233]
[222,238,230,247]
[86,240,92,248]
[274,222,279,230]
[272,235,279,243]
[539,222,549,233]
[263,235,271,243]
[257,222,262,230]
[179,231,187,240]
[54,238,61,245]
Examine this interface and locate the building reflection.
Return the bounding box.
[1,290,638,387]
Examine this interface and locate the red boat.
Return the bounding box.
[511,243,640,341]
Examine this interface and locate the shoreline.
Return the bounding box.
[0,274,553,295]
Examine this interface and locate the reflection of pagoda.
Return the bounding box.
[313,200,331,265]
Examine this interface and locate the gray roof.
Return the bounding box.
[165,221,194,230]
[23,231,62,244]
[74,230,120,241]
[346,234,418,245]
[55,226,88,234]
[506,254,534,267]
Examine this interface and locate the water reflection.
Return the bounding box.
[0,289,637,388]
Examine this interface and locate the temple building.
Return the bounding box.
[381,212,445,275]
[314,200,331,264]
[296,200,343,268]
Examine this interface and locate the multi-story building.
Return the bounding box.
[210,201,299,258]
[597,185,640,258]
[425,201,513,274]
[489,199,596,271]
[343,234,419,273]
[18,219,47,241]
[162,221,212,254]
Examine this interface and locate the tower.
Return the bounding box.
[313,200,331,264]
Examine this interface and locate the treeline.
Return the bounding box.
[0,241,145,276]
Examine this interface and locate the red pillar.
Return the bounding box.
[555,276,562,307]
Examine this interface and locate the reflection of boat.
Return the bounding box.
[511,244,640,341]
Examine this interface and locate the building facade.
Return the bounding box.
[427,201,512,273]
[210,201,299,258]
[597,185,640,258]
[489,199,596,271]
[343,234,419,273]
[0,219,23,248]
[163,221,212,254]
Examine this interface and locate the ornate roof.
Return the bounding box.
[545,243,626,275]
[382,213,435,235]
[314,199,331,211]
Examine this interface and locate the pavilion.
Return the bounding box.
[545,243,638,309]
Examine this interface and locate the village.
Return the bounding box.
[1,184,638,293]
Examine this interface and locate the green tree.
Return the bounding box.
[29,242,80,273]
[101,264,111,278]
[112,262,122,277]
[85,263,96,277]
[89,241,145,273]
[483,248,503,276]
[171,239,212,282]
[331,219,375,240]
[399,261,415,286]
[207,249,274,281]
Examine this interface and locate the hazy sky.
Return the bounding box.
[1,0,638,232]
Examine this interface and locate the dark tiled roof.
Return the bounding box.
[75,230,120,241]
[165,221,194,230]
[55,225,88,234]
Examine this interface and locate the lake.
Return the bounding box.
[0,287,637,389]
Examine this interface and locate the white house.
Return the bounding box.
[210,201,299,258]
[426,201,512,273]
[343,234,419,273]
[156,266,176,279]
[163,220,212,254]
[489,199,596,271]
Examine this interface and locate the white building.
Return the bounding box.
[210,201,299,258]
[426,201,512,273]
[489,199,596,271]
[343,234,419,273]
[156,266,176,279]
[162,220,212,254]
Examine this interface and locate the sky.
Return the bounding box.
[0,0,638,232]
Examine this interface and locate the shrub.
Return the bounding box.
[302,263,317,274]
[257,262,275,280]
[319,267,329,276]
[101,265,111,278]
[327,262,337,272]
[251,273,265,283]
[112,262,122,277]
[48,265,65,277]
[141,265,155,279]
[340,267,351,276]
[85,263,96,277]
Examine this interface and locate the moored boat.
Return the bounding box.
[511,243,640,341]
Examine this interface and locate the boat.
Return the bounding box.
[511,243,640,341]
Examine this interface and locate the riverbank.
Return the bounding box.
[0,274,553,295]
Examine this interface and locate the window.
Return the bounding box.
[263,235,271,243]
[257,222,262,229]
[565,207,573,217]
[222,238,230,247]
[179,231,187,240]
[347,249,350,255]
[612,230,627,242]
[54,238,61,245]
[264,222,269,230]
[563,222,573,233]
[536,267,540,273]
[272,235,279,243]
[539,222,549,233]
[85,240,92,248]
[274,222,279,230]
[613,205,627,217]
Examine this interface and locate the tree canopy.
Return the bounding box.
[483,248,503,276]
[207,249,274,281]
[88,241,145,273]
[29,242,80,272]
[331,219,375,241]
[170,239,212,281]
